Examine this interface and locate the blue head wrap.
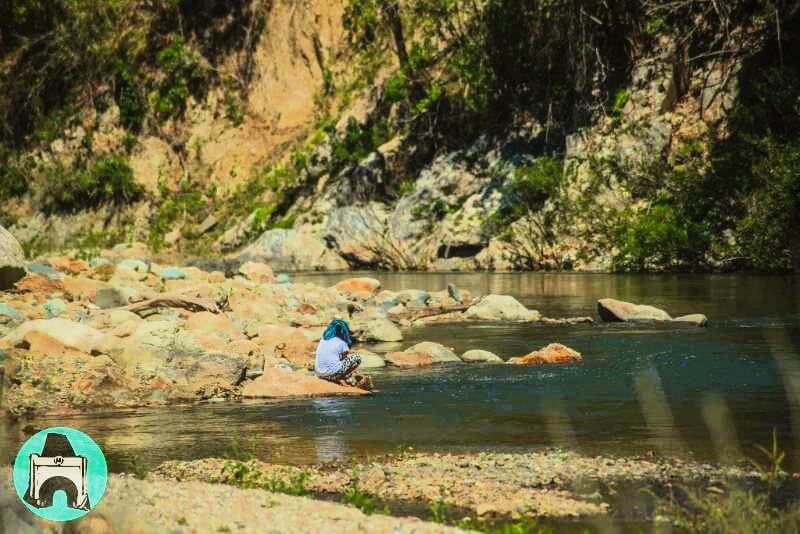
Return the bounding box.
[323,319,353,347]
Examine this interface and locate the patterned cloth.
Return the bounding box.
[317,352,362,384]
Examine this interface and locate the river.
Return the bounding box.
[2,272,799,473]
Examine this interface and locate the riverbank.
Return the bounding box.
[1,242,616,418]
[0,470,461,533]
[152,450,759,523]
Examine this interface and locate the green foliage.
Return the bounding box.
[224,434,255,462]
[490,156,563,232]
[611,88,629,120]
[383,73,408,103]
[611,202,709,271]
[656,431,800,533]
[428,497,451,524]
[342,472,389,515]
[262,471,311,496]
[327,117,391,175]
[153,37,205,121]
[457,517,552,534]
[129,454,149,480]
[148,178,206,250]
[36,155,142,213]
[0,148,30,201]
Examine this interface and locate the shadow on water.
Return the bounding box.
[1,273,799,477]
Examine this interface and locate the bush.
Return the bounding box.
[37,155,142,213]
[153,37,206,121]
[490,156,563,232]
[611,202,709,271]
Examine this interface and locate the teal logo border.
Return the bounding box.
[12,426,108,522]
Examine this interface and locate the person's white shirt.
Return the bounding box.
[315,336,349,375]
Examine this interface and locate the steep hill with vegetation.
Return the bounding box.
[1,0,798,272]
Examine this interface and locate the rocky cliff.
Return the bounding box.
[1,1,798,272]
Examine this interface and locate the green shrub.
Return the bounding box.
[153,37,205,121]
[342,472,389,515]
[611,202,709,271]
[384,73,408,103]
[0,148,30,201]
[489,156,563,232]
[37,155,142,213]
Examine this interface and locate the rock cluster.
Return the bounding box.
[0,243,594,416]
[597,298,708,326]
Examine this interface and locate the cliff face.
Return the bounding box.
[1,1,798,272]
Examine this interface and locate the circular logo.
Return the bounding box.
[12,426,108,522]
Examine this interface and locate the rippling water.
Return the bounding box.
[2,272,799,473]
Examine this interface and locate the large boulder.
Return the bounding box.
[597,298,671,322]
[251,325,317,368]
[4,318,104,355]
[404,341,461,363]
[355,349,386,368]
[238,229,347,271]
[241,367,368,398]
[322,204,389,266]
[461,349,503,363]
[508,343,582,365]
[464,295,540,322]
[384,351,433,367]
[334,277,381,299]
[238,261,274,283]
[169,352,247,391]
[0,225,26,290]
[350,315,403,342]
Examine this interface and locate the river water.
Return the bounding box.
[3,272,799,473]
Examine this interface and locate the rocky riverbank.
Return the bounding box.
[0,470,461,534]
[1,228,617,417]
[152,450,758,524]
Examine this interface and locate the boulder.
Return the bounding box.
[14,274,64,294]
[118,258,149,272]
[597,298,672,322]
[405,341,461,363]
[355,349,386,368]
[48,256,89,275]
[672,313,709,327]
[241,367,368,398]
[461,349,503,363]
[238,229,347,271]
[4,318,104,355]
[384,351,433,367]
[334,277,381,299]
[350,316,403,342]
[62,275,110,301]
[508,343,582,365]
[238,261,275,283]
[464,295,540,322]
[43,298,66,318]
[95,287,128,309]
[169,352,247,390]
[159,266,187,280]
[0,225,26,290]
[322,204,390,266]
[375,290,400,311]
[252,324,317,368]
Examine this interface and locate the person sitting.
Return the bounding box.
[315,319,362,386]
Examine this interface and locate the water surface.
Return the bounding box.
[2,273,799,473]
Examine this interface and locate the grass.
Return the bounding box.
[342,471,390,515]
[655,430,800,533]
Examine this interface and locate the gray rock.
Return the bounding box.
[43,298,66,318]
[171,352,248,388]
[461,349,503,363]
[238,229,347,271]
[465,295,540,321]
[0,226,26,290]
[0,303,21,320]
[356,350,386,369]
[672,314,708,327]
[322,204,389,266]
[27,262,60,279]
[396,289,430,308]
[597,298,672,322]
[160,266,186,280]
[118,258,149,272]
[96,287,128,309]
[406,341,462,364]
[89,257,112,268]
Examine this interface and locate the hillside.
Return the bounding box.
[1,0,799,272]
